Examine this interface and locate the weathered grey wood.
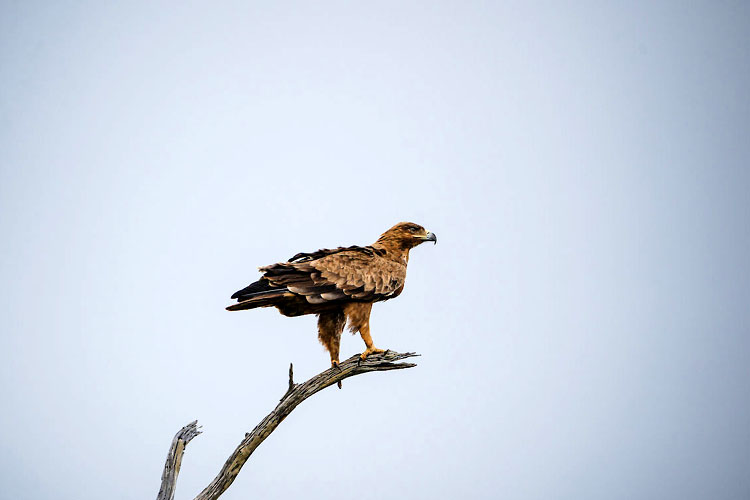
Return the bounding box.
[193,350,418,500]
[157,420,202,500]
[155,351,418,500]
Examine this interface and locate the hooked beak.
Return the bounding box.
[423,231,437,245]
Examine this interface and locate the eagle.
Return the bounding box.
[227,222,437,367]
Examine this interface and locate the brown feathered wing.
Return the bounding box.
[227,246,406,312]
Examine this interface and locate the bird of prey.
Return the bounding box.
[227,222,437,367]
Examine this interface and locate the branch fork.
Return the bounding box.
[156,351,419,500]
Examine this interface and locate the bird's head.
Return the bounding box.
[376,222,437,250]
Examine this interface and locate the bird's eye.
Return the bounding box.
[408,227,417,233]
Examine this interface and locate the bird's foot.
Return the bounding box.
[360,346,386,361]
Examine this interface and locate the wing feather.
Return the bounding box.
[309,251,405,301]
[247,247,404,306]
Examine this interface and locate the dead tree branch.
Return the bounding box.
[157,420,202,500]
[156,350,419,500]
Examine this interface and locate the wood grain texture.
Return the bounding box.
[157,420,202,500]
[156,351,419,500]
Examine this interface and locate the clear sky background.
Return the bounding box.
[1,2,749,499]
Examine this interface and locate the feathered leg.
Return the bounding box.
[358,321,386,360]
[317,311,346,366]
[344,303,386,360]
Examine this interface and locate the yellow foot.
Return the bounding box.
[360,346,386,360]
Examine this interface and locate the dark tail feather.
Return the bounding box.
[230,278,275,300]
[226,288,290,311]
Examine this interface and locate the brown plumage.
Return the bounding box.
[227,222,437,366]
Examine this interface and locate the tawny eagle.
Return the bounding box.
[227,222,437,366]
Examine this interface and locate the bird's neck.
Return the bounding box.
[372,241,410,265]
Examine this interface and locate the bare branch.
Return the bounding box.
[191,350,419,500]
[156,420,202,500]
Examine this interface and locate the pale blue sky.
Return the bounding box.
[1,2,749,499]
